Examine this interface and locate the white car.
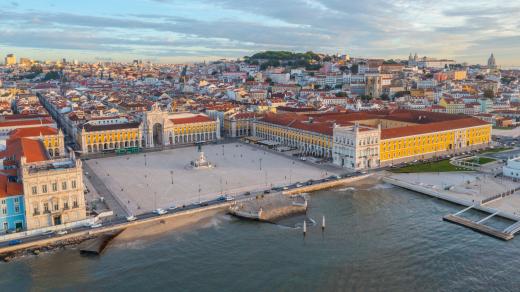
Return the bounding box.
[225,195,234,201]
[153,208,167,215]
[126,215,137,222]
[57,230,68,236]
[90,223,102,229]
[168,205,177,211]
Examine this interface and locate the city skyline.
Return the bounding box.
[1,0,520,65]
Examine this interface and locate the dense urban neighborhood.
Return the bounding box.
[0,50,519,255]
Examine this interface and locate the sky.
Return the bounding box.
[1,0,519,65]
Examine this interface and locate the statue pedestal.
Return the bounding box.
[191,151,213,169]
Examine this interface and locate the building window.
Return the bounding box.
[43,203,49,213]
[71,180,77,189]
[53,203,59,211]
[3,222,7,230]
[13,198,18,203]
[62,181,67,190]
[14,204,20,213]
[63,201,69,210]
[42,185,48,193]
[33,204,39,215]
[1,207,6,215]
[73,197,79,208]
[32,186,37,195]
[52,182,58,192]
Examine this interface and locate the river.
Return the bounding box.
[1,180,519,291]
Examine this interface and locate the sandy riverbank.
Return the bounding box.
[112,208,227,243]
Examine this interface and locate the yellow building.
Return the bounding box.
[379,122,491,164]
[452,70,467,80]
[253,114,333,157]
[224,112,262,137]
[79,122,142,154]
[4,54,16,66]
[253,110,492,169]
[143,105,219,147]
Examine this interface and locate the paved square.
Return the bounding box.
[85,143,336,214]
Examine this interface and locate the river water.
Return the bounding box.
[1,180,519,291]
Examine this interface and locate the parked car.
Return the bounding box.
[8,239,22,246]
[126,215,137,222]
[263,190,271,194]
[153,208,167,215]
[244,191,251,196]
[42,230,54,236]
[90,223,102,229]
[57,230,68,236]
[168,205,177,211]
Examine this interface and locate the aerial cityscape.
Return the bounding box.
[2,0,520,291]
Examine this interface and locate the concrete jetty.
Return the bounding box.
[229,194,307,222]
[384,174,520,240]
[79,230,124,255]
[443,214,513,241]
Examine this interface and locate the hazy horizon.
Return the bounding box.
[1,0,519,65]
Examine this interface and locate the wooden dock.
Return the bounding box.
[443,214,514,241]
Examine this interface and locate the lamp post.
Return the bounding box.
[259,158,262,171]
[144,153,147,166]
[170,170,174,185]
[198,184,202,203]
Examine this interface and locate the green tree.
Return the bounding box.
[43,71,60,81]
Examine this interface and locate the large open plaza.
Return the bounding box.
[85,142,338,215]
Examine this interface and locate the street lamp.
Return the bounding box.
[259,158,262,171]
[170,170,174,184]
[144,153,147,166]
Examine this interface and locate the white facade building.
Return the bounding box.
[503,157,520,179]
[332,123,381,170]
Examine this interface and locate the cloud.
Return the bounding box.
[1,0,520,64]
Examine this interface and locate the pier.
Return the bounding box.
[384,174,520,240]
[443,215,513,241]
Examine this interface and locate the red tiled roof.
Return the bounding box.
[260,110,491,139]
[381,117,489,139]
[0,175,23,199]
[0,118,54,128]
[0,138,49,163]
[170,115,213,124]
[8,126,58,140]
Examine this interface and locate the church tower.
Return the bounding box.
[487,53,497,69]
